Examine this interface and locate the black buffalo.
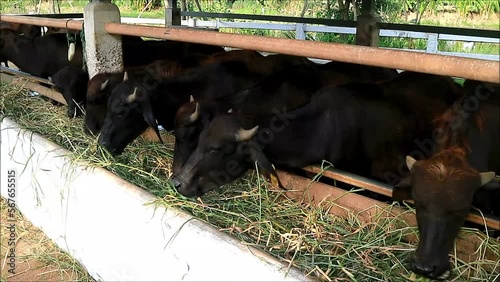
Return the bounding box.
[170,71,463,197]
[393,80,499,280]
[0,29,83,78]
[97,60,265,155]
[49,65,89,118]
[171,63,329,176]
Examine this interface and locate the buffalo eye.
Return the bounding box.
[115,109,126,118]
[209,146,222,154]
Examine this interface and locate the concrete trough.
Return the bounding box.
[0,117,310,281]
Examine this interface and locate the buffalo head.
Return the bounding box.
[393,153,496,280]
[98,73,162,155]
[170,112,280,197]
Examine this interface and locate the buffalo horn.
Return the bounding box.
[127,87,138,103]
[406,156,417,171]
[123,71,129,82]
[68,42,75,61]
[189,103,199,123]
[190,95,194,102]
[234,126,259,142]
[480,171,496,186]
[100,79,109,91]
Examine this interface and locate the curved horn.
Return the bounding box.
[189,103,199,123]
[190,95,194,102]
[123,71,129,82]
[127,87,138,103]
[406,156,417,171]
[235,126,259,142]
[100,79,109,91]
[227,108,233,113]
[68,42,75,61]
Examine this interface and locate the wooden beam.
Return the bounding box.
[1,73,66,105]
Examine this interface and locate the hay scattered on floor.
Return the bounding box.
[1,81,499,281]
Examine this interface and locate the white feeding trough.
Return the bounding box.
[0,117,310,281]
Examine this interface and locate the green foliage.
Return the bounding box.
[452,0,500,15]
[202,0,232,13]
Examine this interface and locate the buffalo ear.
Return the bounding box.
[249,146,285,189]
[392,176,412,202]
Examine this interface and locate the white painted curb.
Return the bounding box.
[0,117,311,281]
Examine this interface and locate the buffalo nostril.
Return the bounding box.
[412,261,434,276]
[171,177,182,190]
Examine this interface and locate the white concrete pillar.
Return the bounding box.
[84,0,123,79]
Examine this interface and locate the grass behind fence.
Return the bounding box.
[1,81,499,281]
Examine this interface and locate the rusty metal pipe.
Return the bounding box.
[0,15,83,30]
[1,16,498,82]
[102,23,500,83]
[303,165,394,197]
[303,165,500,230]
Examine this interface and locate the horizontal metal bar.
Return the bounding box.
[380,29,429,39]
[302,166,499,230]
[182,20,495,47]
[181,11,500,38]
[217,21,296,31]
[121,17,165,25]
[0,66,54,86]
[181,11,356,27]
[4,13,83,19]
[104,22,499,83]
[437,51,499,61]
[0,15,83,30]
[303,165,393,197]
[304,25,357,35]
[438,34,500,44]
[381,47,499,62]
[124,17,497,45]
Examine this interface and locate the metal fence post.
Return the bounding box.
[295,23,305,40]
[355,0,380,46]
[165,0,181,27]
[83,0,123,79]
[426,33,439,53]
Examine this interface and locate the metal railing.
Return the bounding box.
[120,13,500,62]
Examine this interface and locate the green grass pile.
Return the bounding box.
[1,80,499,281]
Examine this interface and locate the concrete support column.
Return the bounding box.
[355,0,380,47]
[84,0,123,79]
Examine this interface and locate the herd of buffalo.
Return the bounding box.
[1,22,499,280]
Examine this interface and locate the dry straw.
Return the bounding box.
[1,81,498,281]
